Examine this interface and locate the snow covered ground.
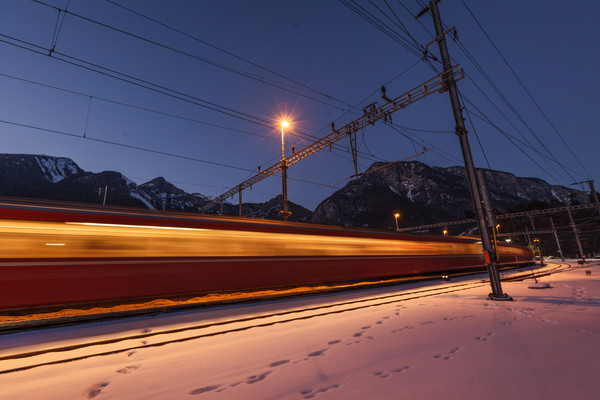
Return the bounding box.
[1,260,599,400]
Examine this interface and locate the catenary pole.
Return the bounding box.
[428,0,510,300]
[549,217,565,260]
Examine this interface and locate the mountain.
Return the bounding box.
[0,154,311,221]
[310,161,590,230]
[0,154,590,228]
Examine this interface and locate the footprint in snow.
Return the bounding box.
[374,366,411,378]
[308,349,327,357]
[475,332,494,341]
[190,385,221,395]
[539,318,559,324]
[434,347,461,360]
[328,339,341,345]
[246,371,271,384]
[301,384,340,399]
[141,328,152,334]
[83,382,110,399]
[269,360,290,367]
[116,365,140,374]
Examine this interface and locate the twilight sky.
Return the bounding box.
[1,0,598,210]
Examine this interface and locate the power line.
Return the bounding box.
[32,0,351,112]
[0,33,275,128]
[397,1,581,184]
[103,0,351,108]
[0,117,339,192]
[0,71,279,142]
[459,0,592,179]
[13,2,445,181]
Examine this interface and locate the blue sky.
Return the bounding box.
[1,0,598,210]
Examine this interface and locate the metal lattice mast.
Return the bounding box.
[199,67,464,213]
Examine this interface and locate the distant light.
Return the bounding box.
[281,120,290,128]
[505,238,512,243]
[394,213,400,218]
[45,243,65,246]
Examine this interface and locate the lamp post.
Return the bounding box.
[394,213,400,231]
[281,120,289,159]
[279,120,291,221]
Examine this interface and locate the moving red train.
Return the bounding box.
[0,198,533,311]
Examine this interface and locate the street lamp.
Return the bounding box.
[394,213,400,231]
[279,120,291,221]
[281,120,289,160]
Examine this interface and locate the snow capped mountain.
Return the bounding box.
[0,154,591,229]
[311,161,590,229]
[33,155,82,182]
[133,177,209,211]
[0,154,311,220]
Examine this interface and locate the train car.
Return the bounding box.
[0,198,533,310]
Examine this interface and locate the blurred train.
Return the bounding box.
[0,198,533,311]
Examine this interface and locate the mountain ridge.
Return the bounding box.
[0,154,589,227]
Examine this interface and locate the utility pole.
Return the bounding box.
[427,0,510,300]
[280,160,290,221]
[550,217,565,260]
[572,180,600,219]
[567,207,585,262]
[586,180,600,219]
[99,185,108,206]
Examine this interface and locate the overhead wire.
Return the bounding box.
[0,32,277,128]
[0,117,337,192]
[31,0,436,186]
[21,1,386,167]
[103,0,353,109]
[396,0,578,184]
[452,37,576,183]
[0,34,380,191]
[33,0,352,112]
[0,71,292,143]
[459,0,592,180]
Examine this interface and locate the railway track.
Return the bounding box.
[0,262,573,375]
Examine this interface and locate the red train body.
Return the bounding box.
[0,199,533,310]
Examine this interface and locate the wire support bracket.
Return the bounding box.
[200,66,464,213]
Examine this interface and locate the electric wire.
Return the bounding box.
[459,0,592,179]
[27,1,440,179]
[0,33,276,129]
[32,0,350,112]
[0,118,338,193]
[103,0,353,109]
[452,38,575,183]
[400,0,577,184]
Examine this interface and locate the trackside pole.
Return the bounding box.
[426,0,511,300]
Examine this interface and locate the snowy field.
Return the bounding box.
[1,260,599,400]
